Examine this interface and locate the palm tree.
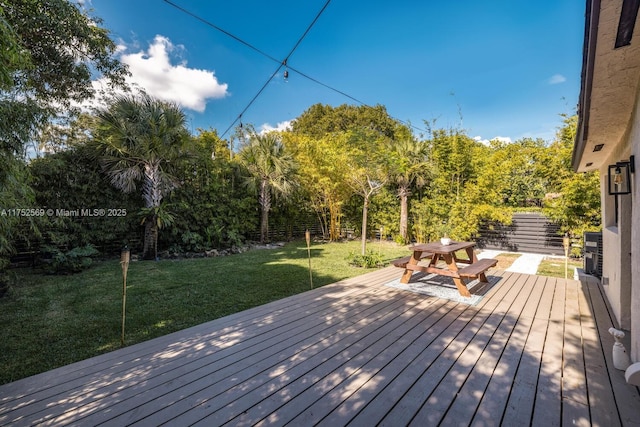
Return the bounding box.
[238,132,297,243]
[391,138,430,243]
[92,93,190,260]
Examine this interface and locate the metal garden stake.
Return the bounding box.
[563,234,570,279]
[121,247,130,346]
[306,230,313,289]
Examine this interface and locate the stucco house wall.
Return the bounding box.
[574,0,640,362]
[596,83,638,359]
[625,89,640,361]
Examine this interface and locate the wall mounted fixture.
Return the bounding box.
[607,155,635,195]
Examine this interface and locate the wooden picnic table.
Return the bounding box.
[396,241,497,298]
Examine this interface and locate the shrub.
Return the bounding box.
[181,231,204,252]
[40,244,99,274]
[346,250,384,268]
[0,274,8,299]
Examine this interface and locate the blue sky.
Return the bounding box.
[85,0,584,143]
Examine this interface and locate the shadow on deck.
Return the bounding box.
[1,268,639,426]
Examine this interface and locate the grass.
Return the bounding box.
[493,252,521,270]
[0,239,409,385]
[536,257,583,278]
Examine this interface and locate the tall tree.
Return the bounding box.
[390,138,431,243]
[282,132,352,241]
[1,0,127,154]
[428,128,478,201]
[237,132,297,243]
[290,103,409,243]
[0,6,30,90]
[543,115,601,238]
[410,128,480,241]
[92,93,191,260]
[291,103,399,139]
[0,154,34,271]
[345,130,392,255]
[0,0,125,269]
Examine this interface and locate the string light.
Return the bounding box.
[218,0,331,137]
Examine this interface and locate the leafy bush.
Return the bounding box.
[40,244,99,274]
[0,274,8,299]
[181,231,204,252]
[162,139,258,250]
[28,146,142,254]
[346,250,384,268]
[393,234,406,245]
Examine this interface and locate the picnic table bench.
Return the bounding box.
[391,251,433,268]
[391,241,497,297]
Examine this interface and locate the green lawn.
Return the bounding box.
[0,240,409,385]
[536,257,583,278]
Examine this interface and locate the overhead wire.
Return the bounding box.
[219,0,332,138]
[162,0,425,137]
[162,0,281,64]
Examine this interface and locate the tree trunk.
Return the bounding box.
[328,198,341,241]
[259,179,271,243]
[361,196,369,256]
[143,162,162,208]
[142,218,158,260]
[316,209,329,241]
[142,162,162,260]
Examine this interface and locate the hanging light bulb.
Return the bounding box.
[614,166,624,186]
[237,117,245,147]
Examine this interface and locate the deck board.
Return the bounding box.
[377,272,518,426]
[492,275,546,426]
[561,279,591,427]
[579,275,621,427]
[469,274,540,425]
[583,275,640,425]
[532,276,563,427]
[439,273,546,426]
[413,272,539,425]
[1,268,639,426]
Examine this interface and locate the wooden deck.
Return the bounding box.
[1,268,639,426]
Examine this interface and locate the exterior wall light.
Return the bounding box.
[608,156,635,195]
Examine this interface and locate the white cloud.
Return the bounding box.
[548,74,567,85]
[260,120,292,134]
[118,35,228,112]
[90,35,228,112]
[492,136,512,143]
[473,135,512,146]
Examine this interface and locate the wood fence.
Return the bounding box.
[474,212,565,255]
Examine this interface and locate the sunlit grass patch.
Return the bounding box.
[536,257,583,278]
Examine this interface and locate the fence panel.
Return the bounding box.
[475,212,564,255]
